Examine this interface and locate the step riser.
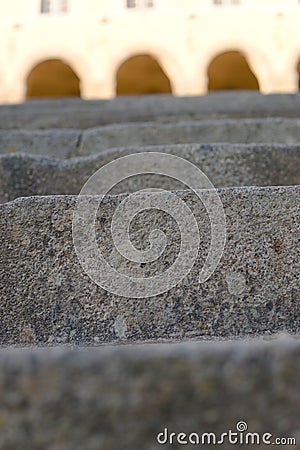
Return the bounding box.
[0,340,298,450]
[1,145,299,203]
[1,92,300,129]
[0,187,298,345]
[80,119,300,154]
[1,119,300,158]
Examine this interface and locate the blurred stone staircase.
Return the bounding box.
[0,92,299,449]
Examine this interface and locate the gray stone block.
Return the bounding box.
[0,338,299,449]
[2,118,300,160]
[0,186,299,345]
[1,92,300,129]
[0,128,80,159]
[0,144,299,203]
[80,118,300,156]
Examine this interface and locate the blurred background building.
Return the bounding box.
[0,0,300,103]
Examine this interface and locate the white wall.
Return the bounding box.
[0,0,299,102]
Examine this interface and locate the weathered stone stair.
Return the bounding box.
[0,338,299,450]
[2,118,300,160]
[1,143,299,203]
[0,92,299,449]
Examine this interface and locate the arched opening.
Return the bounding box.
[116,54,172,96]
[26,59,80,99]
[207,51,259,91]
[297,59,300,89]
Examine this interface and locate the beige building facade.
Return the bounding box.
[0,0,300,103]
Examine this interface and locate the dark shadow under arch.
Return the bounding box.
[116,54,172,96]
[26,59,81,99]
[207,51,260,91]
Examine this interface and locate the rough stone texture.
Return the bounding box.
[0,187,299,345]
[0,338,299,450]
[1,92,300,129]
[79,118,300,156]
[0,128,80,159]
[0,92,299,449]
[0,143,299,203]
[2,118,300,159]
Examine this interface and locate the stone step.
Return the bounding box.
[2,118,300,160]
[0,187,298,346]
[0,338,298,449]
[1,144,299,204]
[79,118,300,156]
[0,128,80,159]
[1,92,300,129]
